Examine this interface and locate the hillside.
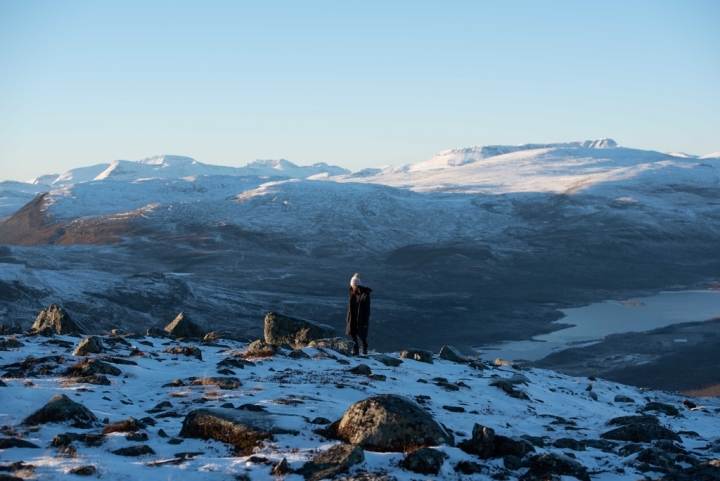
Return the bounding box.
[1,313,719,481]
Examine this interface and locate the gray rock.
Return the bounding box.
[643,401,680,416]
[438,345,467,363]
[0,338,24,349]
[369,354,403,367]
[264,312,335,348]
[400,348,434,364]
[614,394,635,403]
[146,327,170,338]
[271,458,290,475]
[69,465,97,476]
[67,358,121,377]
[72,336,103,356]
[348,364,372,376]
[164,312,205,339]
[308,338,354,356]
[0,437,40,449]
[245,339,277,357]
[601,415,681,443]
[335,394,454,452]
[31,304,86,335]
[493,435,535,458]
[635,447,674,469]
[189,377,241,390]
[22,394,98,429]
[112,445,155,456]
[288,349,311,359]
[162,345,202,360]
[520,453,590,481]
[403,448,445,475]
[298,443,364,481]
[458,423,495,459]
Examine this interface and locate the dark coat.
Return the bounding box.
[346,286,372,338]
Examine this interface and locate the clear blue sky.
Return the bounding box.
[1,0,718,181]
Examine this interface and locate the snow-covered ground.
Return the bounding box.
[1,331,718,480]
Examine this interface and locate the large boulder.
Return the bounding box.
[520,453,590,481]
[22,394,98,429]
[72,336,104,356]
[601,414,681,443]
[264,312,335,347]
[179,408,297,455]
[297,444,365,481]
[308,338,354,356]
[438,345,468,363]
[164,312,205,339]
[31,304,86,335]
[403,448,445,475]
[459,423,496,459]
[400,349,434,364]
[334,394,454,452]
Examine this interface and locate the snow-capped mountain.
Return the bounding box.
[1,139,719,396]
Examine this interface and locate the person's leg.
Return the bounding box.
[359,337,368,355]
[351,335,360,355]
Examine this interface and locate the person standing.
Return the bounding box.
[346,273,372,355]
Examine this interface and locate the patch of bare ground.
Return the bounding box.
[529,319,720,395]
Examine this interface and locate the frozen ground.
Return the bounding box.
[1,331,719,480]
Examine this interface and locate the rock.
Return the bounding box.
[520,453,590,481]
[67,359,121,377]
[22,394,98,429]
[0,339,24,349]
[31,304,86,335]
[179,408,295,456]
[189,377,241,390]
[126,432,149,442]
[494,358,520,369]
[643,401,680,416]
[400,349,433,364]
[403,448,445,475]
[614,394,635,403]
[164,312,205,339]
[661,459,720,481]
[601,415,681,443]
[454,460,485,474]
[298,443,364,481]
[504,454,523,470]
[112,445,155,456]
[636,447,674,469]
[146,327,170,338]
[245,339,277,357]
[459,424,495,459]
[554,438,585,451]
[69,374,110,385]
[334,394,454,452]
[442,405,465,413]
[72,337,103,356]
[348,364,372,375]
[264,312,335,348]
[493,435,535,458]
[311,417,331,425]
[271,458,290,476]
[682,399,697,409]
[288,349,311,359]
[0,438,40,449]
[369,374,387,382]
[438,345,467,363]
[369,354,403,367]
[51,432,105,447]
[162,346,202,360]
[69,465,96,476]
[308,338,354,356]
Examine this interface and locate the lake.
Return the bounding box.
[479,289,720,362]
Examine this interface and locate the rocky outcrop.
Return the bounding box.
[264,312,335,347]
[403,448,445,475]
[438,345,467,363]
[164,312,205,339]
[520,453,590,481]
[162,345,202,360]
[601,414,681,443]
[400,348,433,364]
[72,336,104,356]
[333,394,454,452]
[308,338,354,356]
[31,304,86,335]
[22,394,98,429]
[297,443,365,481]
[459,423,496,459]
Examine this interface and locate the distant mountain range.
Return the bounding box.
[1,139,720,395]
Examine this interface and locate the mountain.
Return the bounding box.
[1,325,719,480]
[1,140,719,395]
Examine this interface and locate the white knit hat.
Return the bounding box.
[350,273,362,287]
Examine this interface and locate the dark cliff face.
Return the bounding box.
[0,192,150,246]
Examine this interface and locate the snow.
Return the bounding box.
[1,333,718,480]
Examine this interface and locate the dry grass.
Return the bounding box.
[102,418,143,435]
[203,389,221,398]
[242,349,274,359]
[681,383,720,398]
